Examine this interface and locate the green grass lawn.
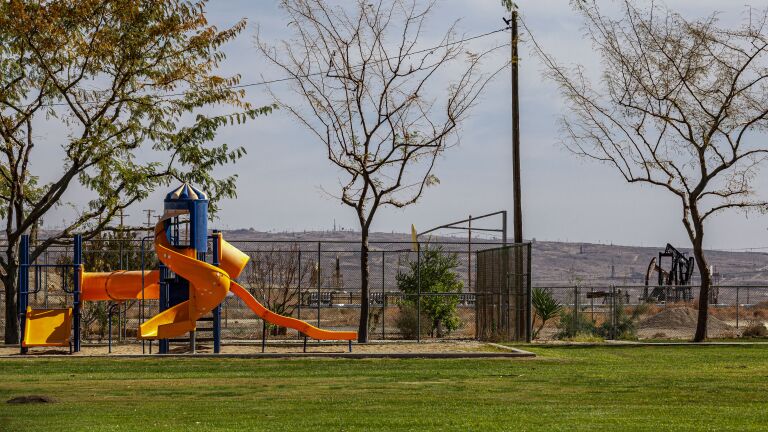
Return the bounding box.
[1,346,767,431]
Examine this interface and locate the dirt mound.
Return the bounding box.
[7,395,55,404]
[639,307,733,331]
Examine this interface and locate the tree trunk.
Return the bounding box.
[3,262,19,344]
[692,233,710,342]
[358,226,370,343]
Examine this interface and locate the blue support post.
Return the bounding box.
[73,234,82,352]
[211,230,221,354]
[18,235,30,354]
[158,265,169,354]
[158,219,171,354]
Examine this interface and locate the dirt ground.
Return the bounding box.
[0,340,500,356]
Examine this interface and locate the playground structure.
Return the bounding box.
[17,183,356,354]
[642,243,695,303]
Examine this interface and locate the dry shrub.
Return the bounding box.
[742,321,768,338]
[710,306,738,321]
[643,304,664,316]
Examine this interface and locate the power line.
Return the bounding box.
[43,26,511,108]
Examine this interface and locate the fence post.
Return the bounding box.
[526,243,532,343]
[44,250,49,308]
[611,285,616,340]
[382,250,386,341]
[736,286,740,329]
[317,242,321,327]
[416,248,421,342]
[297,250,302,321]
[572,285,578,338]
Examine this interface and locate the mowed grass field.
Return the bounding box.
[1,346,767,431]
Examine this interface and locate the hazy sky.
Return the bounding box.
[40,0,768,250]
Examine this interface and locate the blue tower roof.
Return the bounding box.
[165,183,208,201]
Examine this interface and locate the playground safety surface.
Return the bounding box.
[0,340,535,358]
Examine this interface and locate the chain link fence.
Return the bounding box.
[532,285,768,340]
[3,239,503,344]
[6,237,767,344]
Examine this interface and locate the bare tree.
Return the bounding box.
[531,1,768,341]
[258,0,503,341]
[246,244,312,325]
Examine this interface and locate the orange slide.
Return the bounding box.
[138,222,238,339]
[229,282,357,341]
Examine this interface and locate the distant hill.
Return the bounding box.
[18,228,766,287]
[219,229,768,287]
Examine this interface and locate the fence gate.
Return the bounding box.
[475,244,531,342]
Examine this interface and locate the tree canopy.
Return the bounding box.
[0,0,271,342]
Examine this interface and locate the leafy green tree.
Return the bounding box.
[0,0,272,343]
[397,246,463,338]
[531,288,562,339]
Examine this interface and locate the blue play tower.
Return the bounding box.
[157,183,221,354]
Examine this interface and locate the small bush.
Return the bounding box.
[741,322,768,338]
[395,304,431,339]
[555,293,641,340]
[555,310,596,339]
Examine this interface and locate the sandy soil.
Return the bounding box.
[637,307,738,338]
[0,340,499,356]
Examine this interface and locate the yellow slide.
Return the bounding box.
[22,307,72,348]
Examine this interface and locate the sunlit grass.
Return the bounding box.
[1,346,766,431]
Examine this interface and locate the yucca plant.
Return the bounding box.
[532,288,563,339]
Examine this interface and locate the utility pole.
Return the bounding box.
[118,209,129,227]
[511,9,523,245]
[143,209,156,230]
[509,8,529,342]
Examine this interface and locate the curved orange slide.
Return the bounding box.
[138,222,234,339]
[229,282,357,341]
